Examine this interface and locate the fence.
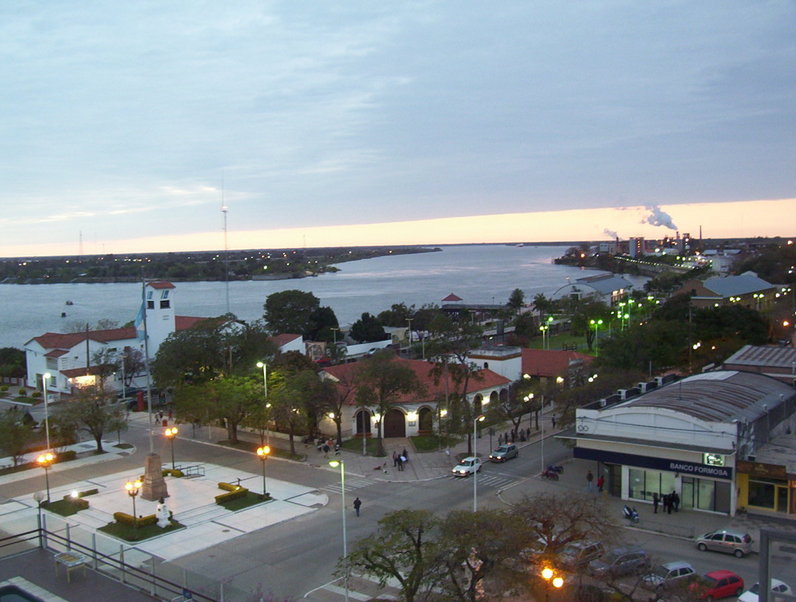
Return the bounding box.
[0,512,256,602]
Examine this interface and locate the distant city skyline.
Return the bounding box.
[2,2,794,257]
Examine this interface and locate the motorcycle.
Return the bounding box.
[541,468,560,481]
[622,505,639,524]
[546,464,564,474]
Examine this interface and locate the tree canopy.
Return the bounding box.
[350,312,387,343]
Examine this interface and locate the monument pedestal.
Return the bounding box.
[141,453,169,501]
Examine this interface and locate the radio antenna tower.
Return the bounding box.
[221,177,230,315]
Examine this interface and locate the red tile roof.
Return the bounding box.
[442,293,463,302]
[147,281,175,289]
[521,348,593,378]
[273,333,302,347]
[322,357,510,406]
[175,316,208,330]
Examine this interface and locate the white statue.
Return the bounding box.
[156,497,170,528]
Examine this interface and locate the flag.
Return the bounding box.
[134,302,146,341]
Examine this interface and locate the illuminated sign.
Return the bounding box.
[703,453,725,467]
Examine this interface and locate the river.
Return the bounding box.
[0,244,647,349]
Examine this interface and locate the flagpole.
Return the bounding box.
[141,278,154,454]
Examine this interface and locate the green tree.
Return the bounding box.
[53,386,127,452]
[269,369,316,455]
[350,312,387,343]
[377,302,414,327]
[354,350,424,456]
[307,305,340,342]
[0,347,25,378]
[342,509,442,602]
[263,290,320,335]
[0,409,35,466]
[508,288,525,313]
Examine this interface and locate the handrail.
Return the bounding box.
[0,528,216,602]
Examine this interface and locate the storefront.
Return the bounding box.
[565,370,796,516]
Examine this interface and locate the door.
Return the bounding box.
[383,409,406,438]
[776,486,789,513]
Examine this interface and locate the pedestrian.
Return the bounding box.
[672,491,680,512]
[551,415,557,428]
[586,470,594,491]
[392,451,398,467]
[652,493,659,514]
[402,448,409,463]
[353,497,362,517]
[498,433,503,445]
[510,431,515,443]
[664,493,672,514]
[398,456,405,471]
[597,475,605,492]
[526,427,531,439]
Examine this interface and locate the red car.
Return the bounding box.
[691,570,745,600]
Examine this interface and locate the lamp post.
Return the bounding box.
[473,414,485,512]
[589,319,603,353]
[36,452,55,503]
[164,426,178,470]
[329,459,349,602]
[257,445,271,498]
[42,372,51,450]
[256,361,270,444]
[125,478,142,528]
[33,491,45,548]
[541,566,564,601]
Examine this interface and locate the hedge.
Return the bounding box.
[215,482,248,505]
[62,494,89,510]
[113,512,157,527]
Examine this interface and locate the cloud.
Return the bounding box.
[641,205,678,230]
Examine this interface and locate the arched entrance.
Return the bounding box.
[473,394,484,416]
[418,407,433,434]
[383,409,406,438]
[356,410,372,436]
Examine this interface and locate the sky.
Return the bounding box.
[1,1,794,258]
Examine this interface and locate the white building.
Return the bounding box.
[552,273,633,306]
[25,281,205,396]
[564,370,796,515]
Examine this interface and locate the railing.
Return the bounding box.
[0,515,252,602]
[178,464,206,478]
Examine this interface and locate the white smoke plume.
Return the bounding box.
[642,205,677,230]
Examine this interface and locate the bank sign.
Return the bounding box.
[575,448,733,480]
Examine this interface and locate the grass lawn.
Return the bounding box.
[340,437,384,457]
[528,332,594,354]
[98,520,185,542]
[218,491,271,511]
[43,499,83,517]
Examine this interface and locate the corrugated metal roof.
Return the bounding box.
[702,272,775,297]
[620,370,794,423]
[723,344,796,369]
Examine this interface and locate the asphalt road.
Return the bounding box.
[5,418,764,601]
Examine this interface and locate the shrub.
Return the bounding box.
[18,388,27,396]
[31,391,41,398]
[218,481,239,492]
[113,512,157,527]
[62,494,89,510]
[215,488,248,505]
[162,469,184,478]
[56,450,77,462]
[0,385,8,391]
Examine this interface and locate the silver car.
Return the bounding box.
[641,560,696,591]
[695,529,753,558]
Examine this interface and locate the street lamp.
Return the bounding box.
[164,426,178,470]
[473,414,485,512]
[33,491,45,548]
[329,459,349,602]
[589,319,603,353]
[541,566,564,600]
[42,372,51,450]
[257,445,271,498]
[125,478,142,528]
[36,452,55,503]
[256,361,270,444]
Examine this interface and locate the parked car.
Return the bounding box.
[559,541,604,569]
[690,570,744,600]
[738,578,792,602]
[452,457,482,477]
[588,546,651,578]
[695,529,753,558]
[488,444,518,463]
[641,560,696,592]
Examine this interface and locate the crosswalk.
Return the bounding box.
[323,476,376,494]
[305,574,400,601]
[447,472,517,490]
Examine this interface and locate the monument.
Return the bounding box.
[141,453,169,501]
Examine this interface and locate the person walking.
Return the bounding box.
[597,475,605,493]
[392,451,399,467]
[672,491,680,512]
[353,497,362,517]
[586,470,594,491]
[551,415,557,428]
[652,492,659,514]
[402,448,409,463]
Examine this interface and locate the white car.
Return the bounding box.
[738,579,792,602]
[452,457,482,477]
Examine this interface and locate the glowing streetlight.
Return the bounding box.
[473,414,485,512]
[164,426,178,470]
[36,452,55,503]
[541,565,565,600]
[589,319,604,353]
[329,459,349,601]
[257,445,271,498]
[125,478,142,528]
[256,361,270,444]
[42,372,52,450]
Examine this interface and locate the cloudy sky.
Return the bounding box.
[2,1,794,257]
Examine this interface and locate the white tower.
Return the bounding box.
[144,281,176,355]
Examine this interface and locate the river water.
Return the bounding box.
[0,244,647,349]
